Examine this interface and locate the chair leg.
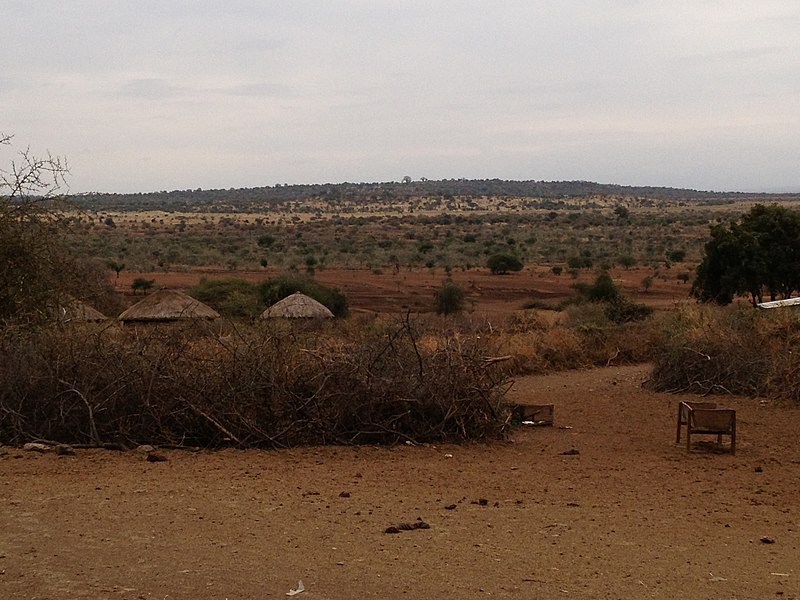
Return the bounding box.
[676,405,683,444]
[686,429,691,452]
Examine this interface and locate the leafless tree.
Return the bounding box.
[0,133,82,321]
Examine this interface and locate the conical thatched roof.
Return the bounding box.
[57,298,108,323]
[118,289,220,322]
[260,292,334,319]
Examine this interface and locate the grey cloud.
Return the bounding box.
[222,82,294,98]
[119,78,187,98]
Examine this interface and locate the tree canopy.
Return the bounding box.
[692,204,800,306]
[434,279,466,315]
[487,253,523,275]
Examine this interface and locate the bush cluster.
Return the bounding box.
[0,318,509,447]
[568,271,654,324]
[434,280,467,315]
[648,304,800,400]
[187,275,349,319]
[497,302,659,375]
[258,275,349,318]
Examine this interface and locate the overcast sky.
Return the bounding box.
[3,1,799,194]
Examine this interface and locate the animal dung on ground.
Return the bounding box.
[384,518,430,534]
[760,536,776,544]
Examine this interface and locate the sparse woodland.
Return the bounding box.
[4,136,800,448]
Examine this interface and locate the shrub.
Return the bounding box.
[131,278,155,295]
[617,254,636,269]
[499,302,658,376]
[434,280,466,315]
[572,271,620,303]
[567,254,592,269]
[188,278,261,318]
[648,305,786,397]
[0,319,510,447]
[258,275,349,318]
[487,253,523,274]
[605,298,654,324]
[667,249,686,263]
[257,234,276,248]
[569,272,653,324]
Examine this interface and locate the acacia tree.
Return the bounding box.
[0,133,70,320]
[108,260,125,282]
[487,252,523,275]
[1,134,113,322]
[692,204,800,306]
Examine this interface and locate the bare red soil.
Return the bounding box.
[2,364,798,599]
[117,265,692,317]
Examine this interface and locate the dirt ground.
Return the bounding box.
[2,364,798,599]
[116,265,692,317]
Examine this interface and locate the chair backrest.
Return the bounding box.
[689,408,735,432]
[683,401,718,411]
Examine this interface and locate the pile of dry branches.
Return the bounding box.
[0,317,511,448]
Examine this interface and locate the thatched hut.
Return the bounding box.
[118,289,220,323]
[57,298,108,323]
[260,292,334,319]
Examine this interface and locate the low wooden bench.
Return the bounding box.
[676,401,736,454]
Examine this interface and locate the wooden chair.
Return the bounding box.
[676,401,736,454]
[675,401,717,444]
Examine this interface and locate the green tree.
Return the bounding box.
[572,271,653,323]
[586,271,621,303]
[667,249,686,263]
[617,254,636,270]
[257,234,275,248]
[487,253,523,274]
[434,279,466,315]
[108,260,125,282]
[258,275,348,318]
[188,278,260,318]
[567,251,593,270]
[692,204,800,306]
[132,278,155,295]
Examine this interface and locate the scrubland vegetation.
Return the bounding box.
[649,304,800,401]
[5,133,800,449]
[62,198,713,275]
[0,318,510,448]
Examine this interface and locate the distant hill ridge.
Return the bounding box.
[70,178,791,211]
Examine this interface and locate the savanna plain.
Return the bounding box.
[2,190,800,599]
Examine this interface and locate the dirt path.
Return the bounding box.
[2,365,798,599]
